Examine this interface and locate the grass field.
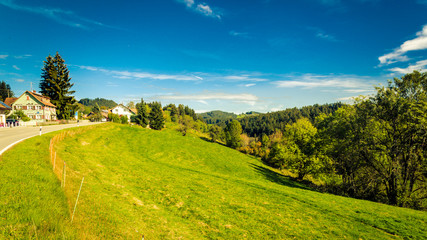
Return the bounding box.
[1,123,426,239]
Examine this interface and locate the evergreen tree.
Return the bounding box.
[40,52,77,119]
[135,98,149,127]
[0,81,14,101]
[225,120,242,149]
[149,101,164,130]
[169,104,178,122]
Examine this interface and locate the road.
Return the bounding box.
[0,121,104,155]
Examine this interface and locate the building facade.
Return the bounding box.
[110,104,136,122]
[0,101,12,126]
[6,90,57,122]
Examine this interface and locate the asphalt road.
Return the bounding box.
[0,121,104,155]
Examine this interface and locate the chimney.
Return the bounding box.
[33,90,36,93]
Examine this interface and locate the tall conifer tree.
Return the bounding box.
[40,52,77,119]
[136,98,149,127]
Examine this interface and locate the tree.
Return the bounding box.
[209,125,222,142]
[273,118,321,180]
[0,81,14,101]
[170,104,178,122]
[108,113,121,123]
[317,71,427,208]
[127,101,135,109]
[355,71,427,206]
[149,102,164,130]
[40,52,77,119]
[8,110,31,122]
[135,98,149,127]
[225,120,242,149]
[120,115,128,124]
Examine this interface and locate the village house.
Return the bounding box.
[110,104,136,122]
[5,90,57,122]
[0,101,12,126]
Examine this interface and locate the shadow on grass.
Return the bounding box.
[199,136,227,147]
[249,163,311,190]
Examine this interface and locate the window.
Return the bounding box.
[27,96,30,100]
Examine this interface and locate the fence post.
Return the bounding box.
[71,177,84,223]
[62,161,66,188]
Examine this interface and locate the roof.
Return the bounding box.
[111,104,136,114]
[4,97,17,106]
[26,91,56,108]
[0,101,11,110]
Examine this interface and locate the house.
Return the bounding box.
[0,101,12,126]
[110,104,136,122]
[6,90,57,122]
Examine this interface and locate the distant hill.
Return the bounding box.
[239,103,343,137]
[78,98,117,109]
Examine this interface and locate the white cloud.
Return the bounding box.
[336,96,356,101]
[379,25,427,65]
[78,65,202,81]
[274,74,375,90]
[15,79,25,82]
[176,0,221,19]
[0,0,111,29]
[244,83,256,87]
[12,65,20,70]
[388,59,427,74]
[0,55,8,59]
[157,93,259,105]
[183,0,194,7]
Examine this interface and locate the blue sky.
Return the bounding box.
[1,0,427,113]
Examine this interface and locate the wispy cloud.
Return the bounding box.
[223,75,267,82]
[0,0,112,29]
[378,25,427,65]
[176,0,221,19]
[388,59,427,74]
[15,79,25,82]
[0,55,8,59]
[78,65,202,81]
[14,54,32,59]
[244,83,256,87]
[273,74,375,92]
[308,27,337,42]
[12,65,20,70]
[229,31,249,38]
[157,93,259,105]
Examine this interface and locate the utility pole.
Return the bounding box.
[30,82,33,92]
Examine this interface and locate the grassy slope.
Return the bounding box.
[1,123,426,239]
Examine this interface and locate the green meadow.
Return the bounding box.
[1,123,426,239]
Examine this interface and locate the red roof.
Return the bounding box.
[4,97,17,106]
[26,91,56,108]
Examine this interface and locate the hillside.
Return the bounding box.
[1,123,426,239]
[198,110,237,126]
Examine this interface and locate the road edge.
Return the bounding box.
[0,134,38,156]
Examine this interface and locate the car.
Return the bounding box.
[6,119,19,126]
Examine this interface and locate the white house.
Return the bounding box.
[110,104,136,122]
